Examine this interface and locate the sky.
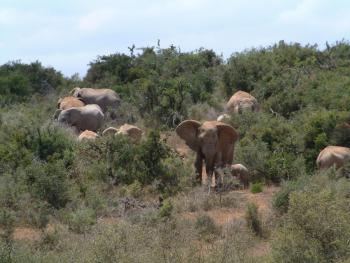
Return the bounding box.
[1,0,350,77]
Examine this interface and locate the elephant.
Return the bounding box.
[55,104,104,132]
[78,130,99,141]
[316,146,350,172]
[226,91,259,113]
[70,87,121,113]
[176,120,239,192]
[57,96,85,110]
[102,124,143,143]
[217,114,231,122]
[230,164,250,188]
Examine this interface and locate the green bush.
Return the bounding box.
[66,208,96,234]
[25,161,71,209]
[250,182,263,193]
[272,176,309,214]
[158,199,173,218]
[245,203,262,237]
[271,176,350,262]
[195,214,219,242]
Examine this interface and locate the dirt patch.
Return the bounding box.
[180,186,280,227]
[13,227,41,242]
[251,241,271,257]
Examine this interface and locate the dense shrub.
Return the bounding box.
[0,61,63,105]
[250,182,263,193]
[271,176,350,262]
[24,161,71,209]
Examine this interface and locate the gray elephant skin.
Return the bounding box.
[56,104,104,132]
[70,87,120,112]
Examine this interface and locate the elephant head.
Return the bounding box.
[70,87,82,97]
[176,120,238,191]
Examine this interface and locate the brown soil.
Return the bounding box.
[13,227,41,242]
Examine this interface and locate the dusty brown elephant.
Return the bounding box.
[316,146,350,172]
[176,120,239,192]
[78,130,99,141]
[102,124,143,143]
[57,96,85,110]
[227,91,259,113]
[70,87,121,112]
[230,164,250,188]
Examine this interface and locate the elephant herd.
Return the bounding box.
[54,88,350,191]
[177,90,350,191]
[53,87,143,142]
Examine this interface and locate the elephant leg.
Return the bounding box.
[195,153,203,184]
[205,163,215,189]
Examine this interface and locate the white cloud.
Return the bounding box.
[77,8,117,31]
[278,0,320,23]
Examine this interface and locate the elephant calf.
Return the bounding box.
[316,146,350,171]
[102,124,143,143]
[56,104,104,132]
[230,164,250,188]
[78,130,99,141]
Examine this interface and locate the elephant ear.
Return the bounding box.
[102,127,118,136]
[175,120,201,151]
[216,122,238,144]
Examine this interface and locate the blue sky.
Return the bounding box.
[1,0,350,77]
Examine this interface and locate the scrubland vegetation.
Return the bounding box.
[0,40,350,262]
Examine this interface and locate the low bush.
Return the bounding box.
[250,182,263,193]
[271,176,350,262]
[195,214,219,242]
[158,199,173,218]
[65,207,96,234]
[245,203,263,237]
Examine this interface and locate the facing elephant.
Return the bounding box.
[57,104,104,132]
[226,91,259,113]
[70,87,121,113]
[316,146,350,172]
[230,164,250,188]
[176,120,238,191]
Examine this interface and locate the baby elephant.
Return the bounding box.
[230,164,250,188]
[78,130,99,141]
[102,124,143,143]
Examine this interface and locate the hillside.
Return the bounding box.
[0,41,350,262]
